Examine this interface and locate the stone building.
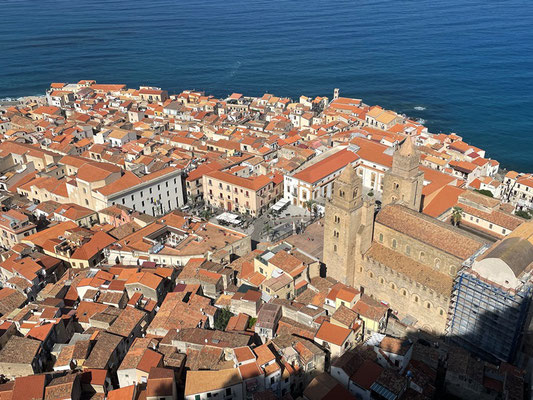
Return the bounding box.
[323,164,374,287]
[382,134,424,212]
[323,136,488,334]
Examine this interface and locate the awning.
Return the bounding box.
[216,212,241,225]
[271,198,290,211]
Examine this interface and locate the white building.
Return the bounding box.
[94,128,137,147]
[284,148,359,210]
[93,167,185,216]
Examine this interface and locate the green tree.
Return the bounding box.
[247,317,257,329]
[214,307,233,330]
[303,199,316,217]
[264,223,272,239]
[200,209,212,220]
[451,206,463,227]
[515,210,532,220]
[474,189,494,198]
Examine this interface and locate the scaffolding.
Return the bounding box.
[447,271,532,363]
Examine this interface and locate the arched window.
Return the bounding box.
[393,182,400,190]
[339,189,345,198]
[439,309,444,316]
[419,251,425,262]
[450,265,457,275]
[414,295,419,303]
[434,258,441,269]
[392,239,397,249]
[379,233,384,243]
[425,302,431,309]
[402,289,407,296]
[333,244,337,252]
[369,272,374,278]
[405,245,411,255]
[390,283,396,290]
[379,278,384,284]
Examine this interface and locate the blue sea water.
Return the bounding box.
[1,0,532,172]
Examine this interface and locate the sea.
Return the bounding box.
[1,0,532,172]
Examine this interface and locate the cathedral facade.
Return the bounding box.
[323,135,487,334]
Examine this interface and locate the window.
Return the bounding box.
[393,182,400,190]
[390,283,396,290]
[392,239,397,249]
[414,295,419,303]
[333,244,337,252]
[419,251,425,262]
[405,245,411,255]
[334,215,340,223]
[440,309,444,316]
[450,266,456,275]
[434,258,441,269]
[380,278,384,284]
[379,233,384,243]
[426,302,431,309]
[402,289,407,296]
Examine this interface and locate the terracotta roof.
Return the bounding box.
[205,170,272,191]
[350,359,383,390]
[315,321,351,346]
[0,336,41,364]
[96,171,142,196]
[107,385,136,400]
[185,369,242,396]
[366,244,454,296]
[376,204,485,260]
[238,362,263,380]
[12,375,46,400]
[293,149,359,184]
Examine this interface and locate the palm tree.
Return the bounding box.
[303,199,316,218]
[451,206,463,226]
[264,223,272,240]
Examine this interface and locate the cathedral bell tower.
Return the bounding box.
[323,163,374,287]
[382,134,424,211]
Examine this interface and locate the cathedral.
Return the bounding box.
[323,135,487,334]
